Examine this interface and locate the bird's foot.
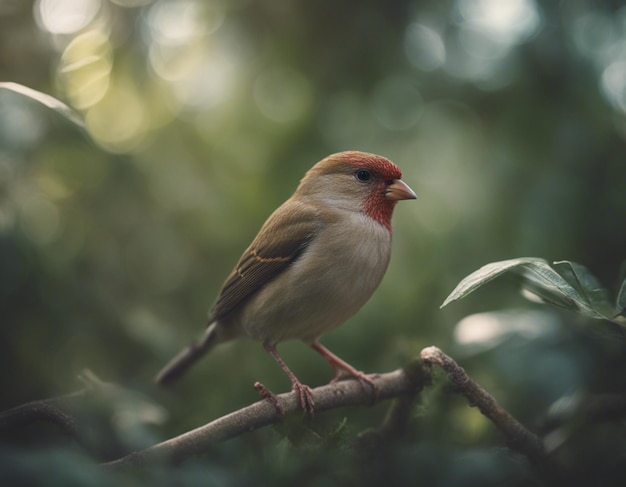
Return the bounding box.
[292,380,315,416]
[261,341,316,416]
[254,381,285,417]
[311,342,380,402]
[254,380,315,416]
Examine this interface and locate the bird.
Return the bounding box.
[155,151,416,414]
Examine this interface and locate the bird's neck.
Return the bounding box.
[363,197,396,232]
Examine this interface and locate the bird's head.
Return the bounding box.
[295,151,416,230]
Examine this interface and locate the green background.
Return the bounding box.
[1,0,625,485]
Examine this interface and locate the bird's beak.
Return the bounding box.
[385,179,417,201]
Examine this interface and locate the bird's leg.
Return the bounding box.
[260,342,315,415]
[310,341,380,400]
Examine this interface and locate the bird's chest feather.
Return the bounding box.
[241,213,392,343]
[302,215,391,303]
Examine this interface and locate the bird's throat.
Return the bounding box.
[363,196,396,231]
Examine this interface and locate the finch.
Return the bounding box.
[155,151,416,413]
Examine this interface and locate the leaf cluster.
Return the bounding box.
[442,257,626,326]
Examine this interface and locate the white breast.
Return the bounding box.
[238,212,392,344]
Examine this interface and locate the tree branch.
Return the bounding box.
[0,390,85,439]
[102,365,426,470]
[2,348,562,480]
[420,346,552,473]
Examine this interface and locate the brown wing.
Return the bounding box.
[209,200,321,323]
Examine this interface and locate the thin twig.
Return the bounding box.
[0,400,79,436]
[0,390,85,438]
[420,346,554,474]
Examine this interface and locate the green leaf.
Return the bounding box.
[552,260,615,319]
[517,261,587,313]
[440,257,549,308]
[441,257,615,320]
[0,82,85,128]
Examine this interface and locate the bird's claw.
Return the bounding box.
[293,382,315,416]
[254,381,315,416]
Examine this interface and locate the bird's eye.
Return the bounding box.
[355,169,371,182]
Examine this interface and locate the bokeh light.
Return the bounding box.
[110,0,153,6]
[57,29,112,109]
[601,60,626,113]
[34,0,102,35]
[404,23,446,72]
[456,0,541,45]
[169,47,241,110]
[438,0,543,88]
[84,77,147,152]
[453,309,561,353]
[146,0,222,47]
[567,6,626,121]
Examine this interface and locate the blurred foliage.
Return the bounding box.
[1,0,626,485]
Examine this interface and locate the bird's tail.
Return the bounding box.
[154,323,218,386]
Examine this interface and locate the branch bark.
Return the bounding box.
[102,364,426,470]
[420,346,553,475]
[0,394,83,438]
[1,347,560,479]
